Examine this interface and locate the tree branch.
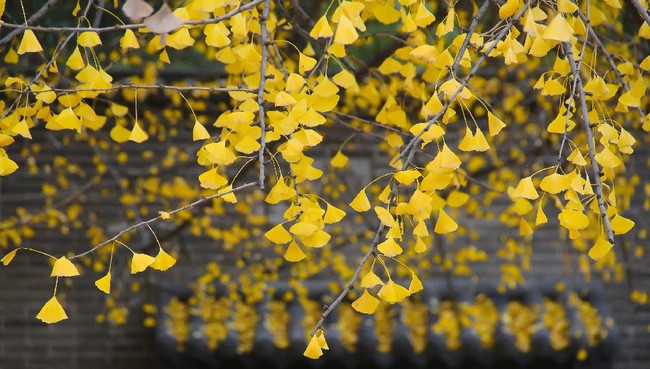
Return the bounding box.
[0,0,264,33]
[69,181,258,259]
[630,0,650,27]
[257,0,271,190]
[562,42,615,245]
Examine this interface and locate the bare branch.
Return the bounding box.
[69,181,258,259]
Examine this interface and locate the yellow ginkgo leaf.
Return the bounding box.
[110,124,131,143]
[78,31,102,47]
[17,30,43,55]
[313,78,339,97]
[588,236,613,261]
[414,3,435,27]
[352,289,381,314]
[192,120,210,140]
[378,279,410,304]
[274,91,297,106]
[159,211,170,219]
[120,29,140,49]
[394,169,421,185]
[539,172,571,194]
[284,241,306,262]
[51,256,80,277]
[0,155,19,176]
[316,330,329,350]
[95,272,111,294]
[332,70,356,89]
[488,111,507,136]
[301,229,331,248]
[595,147,621,168]
[265,176,296,204]
[203,141,236,166]
[421,93,443,117]
[557,0,578,13]
[199,168,228,190]
[1,249,18,266]
[542,79,566,96]
[439,144,462,170]
[410,123,444,144]
[303,334,323,359]
[414,237,427,253]
[310,15,333,38]
[350,189,371,212]
[323,204,346,224]
[330,150,349,168]
[334,15,359,45]
[36,295,68,324]
[66,46,85,70]
[129,121,149,143]
[299,52,317,74]
[499,0,520,19]
[413,219,429,237]
[434,208,458,234]
[558,208,589,231]
[567,148,587,166]
[10,119,31,139]
[4,47,18,64]
[150,248,177,271]
[611,214,634,235]
[377,237,403,257]
[290,221,319,236]
[130,253,155,274]
[265,223,293,244]
[234,136,260,154]
[360,271,383,288]
[535,201,548,225]
[512,176,539,200]
[541,14,574,42]
[408,273,424,294]
[374,206,398,228]
[220,185,238,204]
[285,73,305,92]
[445,191,468,209]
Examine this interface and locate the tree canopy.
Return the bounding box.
[0,0,649,360]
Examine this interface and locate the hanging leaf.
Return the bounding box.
[36,296,68,324]
[95,272,111,294]
[51,256,80,277]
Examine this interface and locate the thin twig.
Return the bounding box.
[69,181,257,259]
[8,84,255,95]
